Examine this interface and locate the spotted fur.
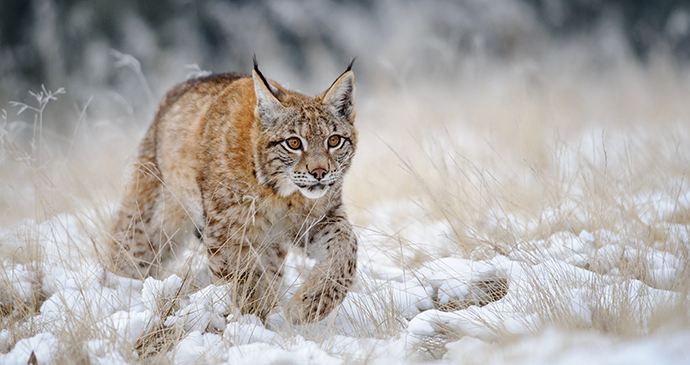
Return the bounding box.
[109,60,358,323]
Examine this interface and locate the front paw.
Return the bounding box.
[284,287,336,324]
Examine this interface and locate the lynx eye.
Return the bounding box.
[327,135,341,148]
[285,137,302,150]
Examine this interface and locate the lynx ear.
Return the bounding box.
[253,57,284,128]
[322,61,355,124]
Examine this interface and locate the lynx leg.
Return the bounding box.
[205,219,286,321]
[109,130,188,278]
[109,158,160,278]
[284,217,357,324]
[110,168,190,278]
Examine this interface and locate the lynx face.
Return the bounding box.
[253,65,357,199]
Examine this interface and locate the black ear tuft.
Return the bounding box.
[322,63,355,123]
[346,57,356,72]
[253,55,273,94]
[252,57,284,128]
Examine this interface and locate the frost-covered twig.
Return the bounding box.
[184,64,212,80]
[111,49,154,104]
[8,85,66,167]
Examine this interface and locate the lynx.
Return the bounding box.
[109,58,358,324]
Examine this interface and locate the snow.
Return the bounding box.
[0,332,58,365]
[173,331,224,365]
[87,339,133,365]
[165,283,234,333]
[0,263,34,303]
[0,198,689,364]
[1,123,689,364]
[443,327,690,365]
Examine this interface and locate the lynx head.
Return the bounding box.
[252,58,357,199]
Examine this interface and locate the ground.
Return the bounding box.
[1,55,689,364]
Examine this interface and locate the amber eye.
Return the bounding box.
[286,137,302,150]
[327,135,341,148]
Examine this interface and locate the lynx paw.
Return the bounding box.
[284,288,337,324]
[284,294,317,324]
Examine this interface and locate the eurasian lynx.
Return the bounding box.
[109,58,358,324]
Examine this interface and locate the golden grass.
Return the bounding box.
[1,45,689,363]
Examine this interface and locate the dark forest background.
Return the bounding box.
[1,0,689,130]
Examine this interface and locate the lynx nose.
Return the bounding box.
[310,167,328,181]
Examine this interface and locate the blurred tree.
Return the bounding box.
[1,0,689,110]
[526,0,690,61]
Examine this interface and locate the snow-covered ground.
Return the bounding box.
[1,194,689,364]
[1,112,689,364]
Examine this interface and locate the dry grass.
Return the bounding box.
[1,42,690,363]
[344,50,690,352]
